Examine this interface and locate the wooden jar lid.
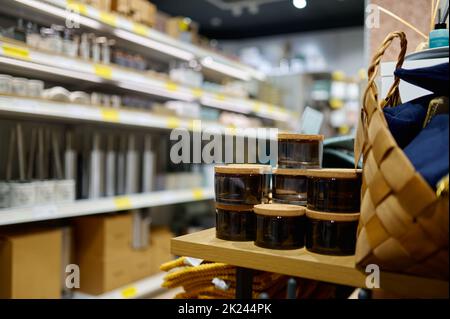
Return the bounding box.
[215,203,255,212]
[306,209,360,221]
[215,165,264,174]
[254,204,306,217]
[273,168,309,176]
[306,168,362,179]
[277,133,324,141]
[227,164,272,173]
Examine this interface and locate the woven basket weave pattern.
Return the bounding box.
[354,31,449,279]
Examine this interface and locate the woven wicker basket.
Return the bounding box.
[354,31,449,280]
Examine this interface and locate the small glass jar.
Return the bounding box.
[215,165,266,206]
[305,209,360,256]
[307,169,362,213]
[228,164,272,203]
[278,133,323,169]
[216,203,256,241]
[272,168,308,205]
[254,204,306,250]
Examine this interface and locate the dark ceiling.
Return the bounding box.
[151,0,365,39]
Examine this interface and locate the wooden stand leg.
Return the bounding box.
[236,267,253,299]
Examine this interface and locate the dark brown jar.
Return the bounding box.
[305,209,360,256]
[228,164,272,203]
[278,133,324,169]
[216,203,256,241]
[272,168,308,206]
[307,169,362,213]
[215,165,266,205]
[254,204,306,250]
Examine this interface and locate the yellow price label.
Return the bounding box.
[121,286,137,298]
[99,12,117,26]
[2,44,30,60]
[215,94,226,101]
[252,102,262,113]
[133,23,148,36]
[192,88,203,98]
[67,1,88,15]
[94,64,113,79]
[165,82,179,92]
[192,188,204,200]
[167,117,180,129]
[114,196,132,210]
[101,108,119,122]
[332,71,345,81]
[330,98,344,109]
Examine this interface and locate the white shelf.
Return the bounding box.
[0,95,279,140]
[8,0,266,82]
[0,39,291,122]
[73,273,166,299]
[0,187,214,226]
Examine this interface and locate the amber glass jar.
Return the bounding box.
[278,133,324,169]
[254,204,306,250]
[215,165,266,205]
[305,209,360,255]
[307,169,362,213]
[272,168,308,205]
[216,203,256,241]
[228,164,272,203]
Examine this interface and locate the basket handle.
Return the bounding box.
[354,31,408,168]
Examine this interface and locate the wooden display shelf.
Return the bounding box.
[171,228,449,298]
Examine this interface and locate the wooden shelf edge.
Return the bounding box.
[171,228,449,299]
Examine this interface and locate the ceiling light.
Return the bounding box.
[293,0,307,9]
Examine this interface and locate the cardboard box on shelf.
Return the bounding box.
[166,17,199,43]
[129,0,156,26]
[0,228,62,299]
[73,213,174,295]
[73,213,133,261]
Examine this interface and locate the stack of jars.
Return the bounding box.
[214,133,362,256]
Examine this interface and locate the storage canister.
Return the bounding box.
[228,164,272,203]
[215,165,267,206]
[272,168,308,205]
[278,133,323,169]
[305,209,360,256]
[307,169,362,213]
[254,204,306,250]
[216,203,256,241]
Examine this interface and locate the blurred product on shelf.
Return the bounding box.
[166,17,199,44]
[1,124,76,209]
[169,62,203,88]
[257,81,283,106]
[73,213,172,295]
[165,101,201,119]
[0,227,62,298]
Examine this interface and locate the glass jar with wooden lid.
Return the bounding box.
[305,209,360,255]
[215,165,267,206]
[307,169,362,213]
[216,203,256,241]
[277,133,324,169]
[254,203,306,250]
[272,168,308,206]
[227,164,272,203]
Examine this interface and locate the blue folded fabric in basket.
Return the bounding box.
[383,94,433,148]
[403,114,449,187]
[394,62,449,95]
